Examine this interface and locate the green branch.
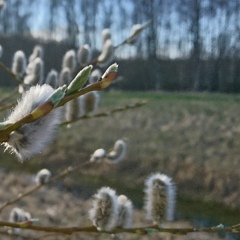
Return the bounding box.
[0,64,118,142]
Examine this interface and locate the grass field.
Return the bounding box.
[2,90,240,206]
[1,90,240,238]
[0,91,240,221]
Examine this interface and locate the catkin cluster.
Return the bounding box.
[89,187,133,231]
[89,172,176,230]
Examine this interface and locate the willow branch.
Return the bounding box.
[0,67,116,142]
[61,100,147,126]
[0,221,239,236]
[0,161,92,213]
[114,20,152,48]
[73,21,151,77]
[0,184,42,213]
[0,62,22,84]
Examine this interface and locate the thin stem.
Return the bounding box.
[0,67,117,143]
[0,161,92,213]
[0,221,239,236]
[0,62,22,84]
[0,185,42,213]
[61,100,147,126]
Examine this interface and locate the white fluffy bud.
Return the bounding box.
[45,69,58,88]
[24,57,44,86]
[59,67,71,86]
[89,187,118,231]
[88,69,102,84]
[144,173,176,225]
[106,139,127,164]
[28,45,44,63]
[3,84,62,161]
[11,50,27,78]
[90,148,106,163]
[102,28,111,43]
[77,44,91,67]
[0,45,3,59]
[62,50,77,73]
[79,91,100,116]
[116,195,133,228]
[35,168,52,184]
[97,39,114,68]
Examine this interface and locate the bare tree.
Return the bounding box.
[63,0,79,48]
[80,0,100,48]
[48,0,63,38]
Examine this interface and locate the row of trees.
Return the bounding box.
[0,0,240,92]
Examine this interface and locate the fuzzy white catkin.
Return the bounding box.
[79,91,100,116]
[127,24,142,45]
[116,195,133,228]
[3,84,62,161]
[45,69,58,88]
[65,99,80,124]
[9,207,31,222]
[97,39,114,68]
[77,44,91,67]
[106,139,127,164]
[59,67,71,86]
[28,45,44,63]
[24,57,44,86]
[89,187,118,231]
[88,69,102,85]
[11,50,27,77]
[144,173,176,225]
[0,45,3,59]
[35,168,52,184]
[102,28,111,44]
[90,148,106,163]
[62,50,77,73]
[0,0,5,10]
[8,207,31,234]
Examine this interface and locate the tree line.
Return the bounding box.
[0,0,240,92]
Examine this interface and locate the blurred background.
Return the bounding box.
[0,0,240,92]
[0,0,240,239]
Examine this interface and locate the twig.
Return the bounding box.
[61,100,147,126]
[0,66,117,142]
[0,161,92,213]
[72,21,151,77]
[0,62,22,84]
[0,184,42,213]
[114,20,152,48]
[0,221,239,236]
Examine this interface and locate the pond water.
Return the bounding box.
[177,197,240,240]
[66,175,240,239]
